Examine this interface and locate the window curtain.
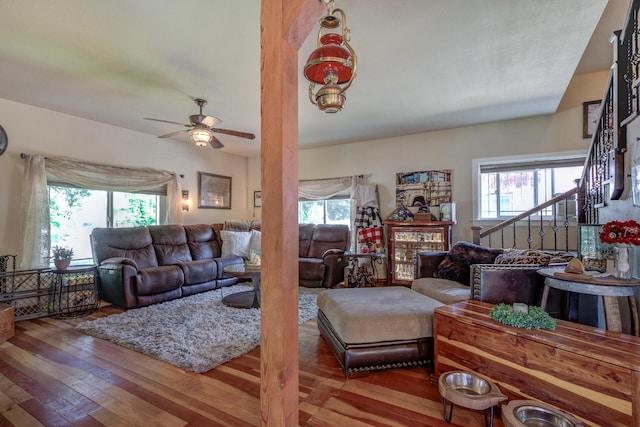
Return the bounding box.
[18,154,182,269]
[298,176,359,250]
[298,176,357,200]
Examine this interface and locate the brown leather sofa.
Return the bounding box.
[414,242,573,306]
[91,224,244,308]
[222,220,350,288]
[415,251,547,305]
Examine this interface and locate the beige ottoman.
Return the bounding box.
[317,287,443,377]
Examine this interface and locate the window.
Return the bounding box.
[478,157,584,220]
[298,198,351,226]
[49,185,164,260]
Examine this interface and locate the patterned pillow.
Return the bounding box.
[434,242,503,285]
[494,254,542,265]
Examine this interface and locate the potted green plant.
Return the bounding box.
[52,245,74,270]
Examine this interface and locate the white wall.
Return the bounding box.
[248,71,610,245]
[0,98,249,257]
[0,70,613,257]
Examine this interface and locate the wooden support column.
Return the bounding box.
[260,1,324,426]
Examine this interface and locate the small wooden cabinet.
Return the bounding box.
[383,221,453,286]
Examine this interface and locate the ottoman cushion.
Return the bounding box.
[317,287,443,344]
[411,277,471,305]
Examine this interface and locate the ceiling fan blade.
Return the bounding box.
[144,117,191,127]
[208,135,224,149]
[190,114,222,128]
[157,129,190,139]
[212,128,256,140]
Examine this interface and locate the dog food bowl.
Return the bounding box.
[442,371,492,397]
[438,371,507,427]
[502,400,584,427]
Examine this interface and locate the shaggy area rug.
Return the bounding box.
[76,284,322,373]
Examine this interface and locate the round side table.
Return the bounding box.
[50,265,99,318]
[538,268,640,335]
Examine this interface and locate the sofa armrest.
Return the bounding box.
[322,248,345,260]
[470,263,545,305]
[321,250,348,288]
[415,251,447,279]
[100,256,138,269]
[97,260,139,308]
[215,255,245,280]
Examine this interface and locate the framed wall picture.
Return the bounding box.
[254,190,262,207]
[198,172,232,209]
[583,100,601,139]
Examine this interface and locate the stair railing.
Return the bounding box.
[472,187,578,251]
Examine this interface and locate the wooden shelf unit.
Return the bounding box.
[383,221,453,286]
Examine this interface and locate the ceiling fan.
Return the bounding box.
[144,98,255,149]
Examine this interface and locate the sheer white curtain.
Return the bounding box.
[298,176,357,200]
[299,176,359,250]
[18,154,182,269]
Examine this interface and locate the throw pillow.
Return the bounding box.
[248,229,261,254]
[433,241,503,285]
[220,230,252,258]
[494,254,542,265]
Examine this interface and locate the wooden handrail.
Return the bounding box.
[475,187,577,240]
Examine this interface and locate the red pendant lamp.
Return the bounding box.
[303,0,357,113]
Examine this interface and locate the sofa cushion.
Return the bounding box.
[434,241,503,285]
[308,224,349,258]
[220,230,252,258]
[317,287,443,344]
[299,258,325,281]
[177,259,218,285]
[135,265,184,296]
[148,225,192,265]
[184,224,221,259]
[91,226,159,269]
[224,220,261,232]
[411,277,471,305]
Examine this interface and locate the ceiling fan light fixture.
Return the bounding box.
[189,127,213,147]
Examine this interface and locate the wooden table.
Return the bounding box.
[537,268,640,335]
[434,300,640,427]
[222,264,261,309]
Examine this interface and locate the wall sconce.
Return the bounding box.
[303,0,357,113]
[182,190,189,211]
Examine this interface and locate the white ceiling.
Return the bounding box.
[0,1,628,157]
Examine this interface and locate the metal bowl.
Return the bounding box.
[514,405,577,427]
[443,371,491,396]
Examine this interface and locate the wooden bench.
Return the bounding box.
[434,300,640,427]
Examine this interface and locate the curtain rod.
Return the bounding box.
[20,152,185,178]
[300,174,364,182]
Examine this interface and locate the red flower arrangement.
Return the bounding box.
[599,220,640,245]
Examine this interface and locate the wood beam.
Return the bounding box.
[259,1,324,426]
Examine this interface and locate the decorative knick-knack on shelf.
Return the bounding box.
[614,245,632,279]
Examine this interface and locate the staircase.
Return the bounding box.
[473,0,639,250]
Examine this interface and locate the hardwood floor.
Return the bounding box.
[0,307,503,426]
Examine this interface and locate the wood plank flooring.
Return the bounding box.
[0,306,504,426]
